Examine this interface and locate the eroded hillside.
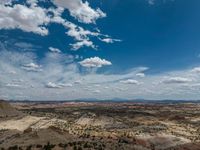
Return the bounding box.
[0,101,200,150]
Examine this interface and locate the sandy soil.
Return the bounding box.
[0,116,44,131]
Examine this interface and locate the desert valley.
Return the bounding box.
[0,100,200,150]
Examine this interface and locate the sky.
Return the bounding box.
[1,0,200,100]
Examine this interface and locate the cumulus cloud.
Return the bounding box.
[0,3,50,35]
[49,47,61,53]
[46,82,63,89]
[0,1,120,50]
[191,67,200,73]
[79,57,112,68]
[162,77,192,84]
[53,0,106,24]
[2,49,200,100]
[120,79,140,85]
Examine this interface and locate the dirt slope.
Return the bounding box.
[0,100,22,118]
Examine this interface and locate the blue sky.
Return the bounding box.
[1,0,200,100]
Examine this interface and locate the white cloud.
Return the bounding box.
[0,1,120,50]
[191,67,200,73]
[49,47,61,53]
[99,38,122,43]
[46,82,63,89]
[0,3,50,35]
[70,40,96,50]
[3,42,200,101]
[66,25,97,41]
[27,0,38,6]
[74,80,82,84]
[45,82,73,89]
[120,79,140,85]
[49,8,105,50]
[136,73,145,78]
[162,77,192,84]
[93,89,101,94]
[53,0,106,24]
[5,83,21,88]
[49,3,119,50]
[21,63,42,72]
[79,57,112,68]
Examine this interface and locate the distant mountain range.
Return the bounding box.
[8,99,200,104]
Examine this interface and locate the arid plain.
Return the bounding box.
[0,100,200,150]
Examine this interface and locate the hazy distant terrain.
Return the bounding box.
[0,100,200,150]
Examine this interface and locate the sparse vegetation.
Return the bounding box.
[0,101,200,149]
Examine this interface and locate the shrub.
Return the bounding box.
[36,144,43,148]
[8,145,18,150]
[58,143,67,148]
[43,142,55,150]
[26,145,32,150]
